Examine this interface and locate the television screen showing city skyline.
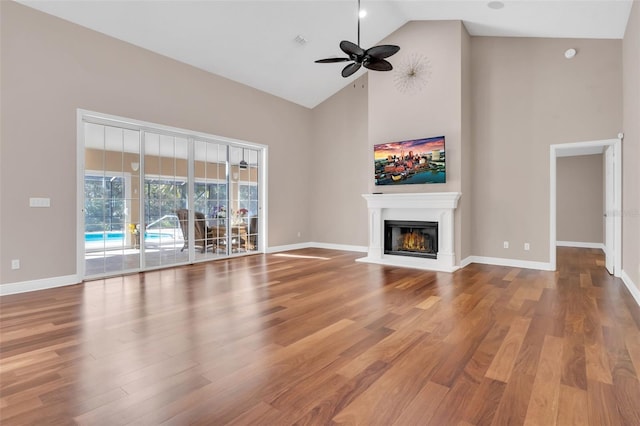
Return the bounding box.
[374,136,446,185]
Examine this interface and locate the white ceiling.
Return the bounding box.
[19,0,633,109]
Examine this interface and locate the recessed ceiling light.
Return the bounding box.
[294,34,308,45]
[359,9,367,18]
[564,48,577,59]
[487,1,505,10]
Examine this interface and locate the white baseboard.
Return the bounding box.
[556,241,605,250]
[461,256,554,271]
[460,256,474,268]
[0,274,81,296]
[621,269,640,308]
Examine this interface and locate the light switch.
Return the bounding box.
[29,197,51,207]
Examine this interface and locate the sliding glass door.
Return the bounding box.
[193,139,228,260]
[143,132,189,269]
[84,122,140,276]
[81,113,264,279]
[230,146,260,255]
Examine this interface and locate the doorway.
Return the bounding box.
[550,138,622,275]
[78,110,267,279]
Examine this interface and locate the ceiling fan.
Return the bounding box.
[315,0,400,78]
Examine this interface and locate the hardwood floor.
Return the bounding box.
[1,247,639,425]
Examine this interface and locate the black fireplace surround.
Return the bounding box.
[384,220,438,259]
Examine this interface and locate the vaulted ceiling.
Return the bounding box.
[18,1,633,108]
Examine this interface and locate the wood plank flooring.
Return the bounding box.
[1,247,639,425]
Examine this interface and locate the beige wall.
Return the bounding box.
[557,155,604,244]
[623,1,640,288]
[471,37,622,262]
[368,21,467,263]
[0,2,312,284]
[461,25,472,259]
[1,1,635,288]
[369,21,464,193]
[310,75,369,246]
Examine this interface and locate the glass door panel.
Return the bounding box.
[194,140,228,259]
[143,133,189,269]
[229,146,259,254]
[84,123,140,277]
[243,148,260,253]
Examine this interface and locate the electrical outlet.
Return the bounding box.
[29,197,51,208]
[297,231,301,238]
[524,243,530,251]
[503,241,509,249]
[11,259,20,270]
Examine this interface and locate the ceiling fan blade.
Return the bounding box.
[315,57,351,63]
[341,62,362,78]
[366,44,400,59]
[340,40,365,58]
[363,58,393,72]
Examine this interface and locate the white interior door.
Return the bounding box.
[604,145,614,275]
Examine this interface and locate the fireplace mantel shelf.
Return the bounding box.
[357,192,461,272]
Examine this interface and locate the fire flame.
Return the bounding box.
[400,231,426,251]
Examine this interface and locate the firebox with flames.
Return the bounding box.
[397,230,432,253]
[384,220,438,258]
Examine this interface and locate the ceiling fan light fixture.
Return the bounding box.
[239,149,248,169]
[359,9,367,18]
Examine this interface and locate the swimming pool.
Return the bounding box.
[84,231,176,242]
[85,232,125,242]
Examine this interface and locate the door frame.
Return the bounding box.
[549,137,622,275]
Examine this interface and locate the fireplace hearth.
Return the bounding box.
[384,220,438,259]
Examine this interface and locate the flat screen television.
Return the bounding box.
[374,136,446,186]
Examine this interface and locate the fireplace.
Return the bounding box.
[384,221,438,259]
[358,192,460,272]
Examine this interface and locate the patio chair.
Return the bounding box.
[176,209,212,253]
[247,216,258,250]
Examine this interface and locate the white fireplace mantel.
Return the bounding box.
[357,192,461,272]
